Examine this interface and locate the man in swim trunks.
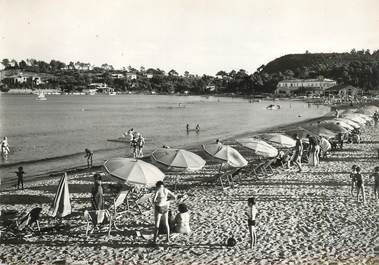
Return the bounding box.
[246,197,258,249]
[84,148,93,168]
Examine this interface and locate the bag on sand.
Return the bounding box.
[226,237,237,247]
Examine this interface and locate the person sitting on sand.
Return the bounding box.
[246,197,258,249]
[84,148,93,168]
[153,181,176,244]
[173,203,191,234]
[369,166,379,200]
[349,165,357,196]
[91,173,104,210]
[355,167,365,203]
[15,166,25,190]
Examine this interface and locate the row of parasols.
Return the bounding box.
[103,105,378,188]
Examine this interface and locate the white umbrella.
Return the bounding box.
[51,173,71,218]
[335,118,361,129]
[320,120,354,131]
[261,133,296,148]
[104,158,165,187]
[201,143,248,168]
[236,138,278,158]
[342,114,366,125]
[151,148,206,171]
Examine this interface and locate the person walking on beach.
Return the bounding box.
[186,124,189,133]
[153,181,176,244]
[369,166,379,200]
[246,197,258,249]
[349,165,357,196]
[355,167,365,203]
[308,135,320,166]
[91,173,104,210]
[15,166,25,190]
[84,148,93,168]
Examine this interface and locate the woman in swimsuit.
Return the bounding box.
[153,181,176,244]
[246,197,258,249]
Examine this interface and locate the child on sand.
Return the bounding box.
[246,197,258,249]
[370,166,379,200]
[355,167,365,203]
[16,166,25,190]
[349,165,357,196]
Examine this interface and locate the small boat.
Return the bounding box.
[266,104,280,110]
[36,92,47,101]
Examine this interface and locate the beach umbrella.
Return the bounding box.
[201,143,248,168]
[321,120,354,131]
[319,123,348,134]
[236,138,278,158]
[303,125,337,139]
[151,148,206,171]
[261,133,296,148]
[335,118,361,129]
[284,127,322,140]
[51,172,72,218]
[356,105,379,115]
[104,158,165,187]
[342,114,366,125]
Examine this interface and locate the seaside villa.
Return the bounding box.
[275,78,337,96]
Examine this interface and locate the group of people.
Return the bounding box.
[1,137,10,160]
[349,165,379,203]
[125,128,145,158]
[186,124,200,133]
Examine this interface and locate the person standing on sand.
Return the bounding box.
[195,124,200,133]
[369,166,379,200]
[290,135,303,172]
[84,148,93,168]
[349,165,357,196]
[355,167,365,203]
[91,173,104,210]
[1,137,10,160]
[137,134,145,158]
[246,197,258,249]
[153,181,176,244]
[16,166,25,190]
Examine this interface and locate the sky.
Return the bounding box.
[0,0,378,75]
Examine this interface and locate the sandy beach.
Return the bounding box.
[0,117,378,265]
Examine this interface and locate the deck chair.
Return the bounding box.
[83,210,112,237]
[0,208,42,238]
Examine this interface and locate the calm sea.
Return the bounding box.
[0,94,329,182]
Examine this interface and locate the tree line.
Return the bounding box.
[2,49,379,94]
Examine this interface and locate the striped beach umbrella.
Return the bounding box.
[104,158,165,187]
[151,148,206,171]
[236,138,278,158]
[201,143,248,168]
[51,172,72,218]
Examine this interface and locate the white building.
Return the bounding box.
[111,73,124,79]
[126,73,137,80]
[275,78,337,96]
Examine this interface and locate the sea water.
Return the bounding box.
[0,94,329,181]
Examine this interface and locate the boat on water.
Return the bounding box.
[266,104,280,110]
[36,92,47,101]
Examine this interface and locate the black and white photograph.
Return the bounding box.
[0,0,378,264]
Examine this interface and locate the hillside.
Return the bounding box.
[260,51,379,91]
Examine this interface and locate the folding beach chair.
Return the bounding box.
[83,210,112,237]
[0,208,42,238]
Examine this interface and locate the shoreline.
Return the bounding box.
[0,108,334,189]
